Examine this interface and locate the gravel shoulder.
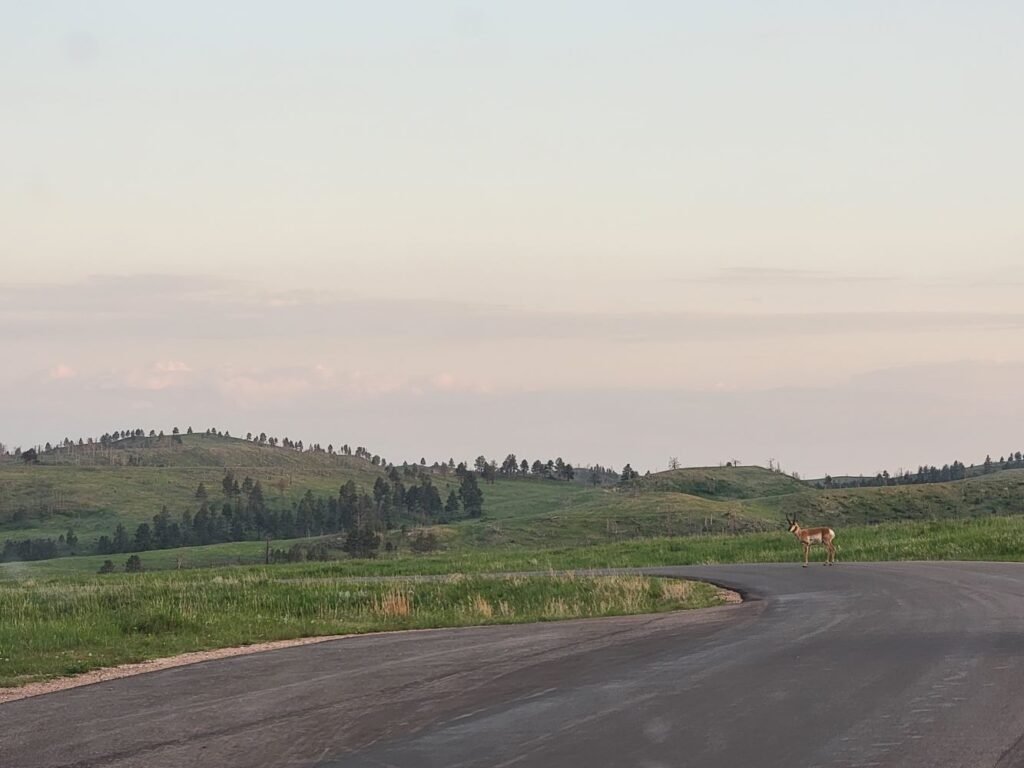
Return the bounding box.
[0,634,358,704]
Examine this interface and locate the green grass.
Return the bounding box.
[6,513,1024,688]
[0,436,607,543]
[0,536,324,578]
[453,469,1024,549]
[643,465,809,499]
[9,440,1024,691]
[474,479,599,520]
[7,436,1024,571]
[453,489,767,549]
[0,572,722,687]
[9,515,1024,581]
[0,435,385,540]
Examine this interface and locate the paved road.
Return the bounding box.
[3,562,1024,767]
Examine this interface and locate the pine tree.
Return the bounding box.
[134,523,153,551]
[619,464,639,486]
[459,472,485,518]
[153,506,172,548]
[444,489,461,518]
[343,527,381,559]
[112,523,130,552]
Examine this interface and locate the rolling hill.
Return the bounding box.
[4,434,1024,571]
[642,465,808,499]
[0,434,385,541]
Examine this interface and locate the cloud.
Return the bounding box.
[218,373,315,405]
[154,360,192,373]
[429,372,490,394]
[847,360,1024,398]
[3,273,1024,345]
[118,361,195,392]
[25,357,495,407]
[214,365,493,407]
[48,364,77,380]
[684,267,895,285]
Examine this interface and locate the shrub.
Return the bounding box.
[409,531,440,554]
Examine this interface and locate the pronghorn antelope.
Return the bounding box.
[785,515,837,567]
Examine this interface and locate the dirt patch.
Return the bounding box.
[716,586,743,604]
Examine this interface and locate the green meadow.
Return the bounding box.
[4,435,1024,690]
[0,572,722,687]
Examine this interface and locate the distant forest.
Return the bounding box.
[4,426,1024,565]
[2,426,1023,493]
[1,464,484,563]
[816,452,1024,489]
[0,428,621,563]
[0,426,621,485]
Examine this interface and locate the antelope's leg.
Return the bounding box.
[803,542,809,567]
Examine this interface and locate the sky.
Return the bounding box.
[2,1,1023,477]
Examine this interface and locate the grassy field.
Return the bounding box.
[0,572,723,687]
[8,437,1024,694]
[643,466,809,498]
[6,437,1024,569]
[0,435,614,542]
[0,435,386,540]
[7,515,1024,581]
[5,509,1024,688]
[0,536,321,578]
[454,467,1024,549]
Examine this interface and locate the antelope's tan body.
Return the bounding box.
[786,517,837,567]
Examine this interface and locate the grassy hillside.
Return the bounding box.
[34,433,369,470]
[0,436,639,552]
[7,514,1024,582]
[0,536,306,578]
[0,434,385,540]
[642,465,808,499]
[5,436,1024,568]
[462,467,1024,548]
[746,469,1024,525]
[467,467,1024,550]
[455,489,761,549]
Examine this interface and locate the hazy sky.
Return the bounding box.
[3,2,1023,476]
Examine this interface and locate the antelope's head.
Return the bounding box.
[785,514,800,533]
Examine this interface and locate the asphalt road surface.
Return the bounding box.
[4,562,1024,767]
